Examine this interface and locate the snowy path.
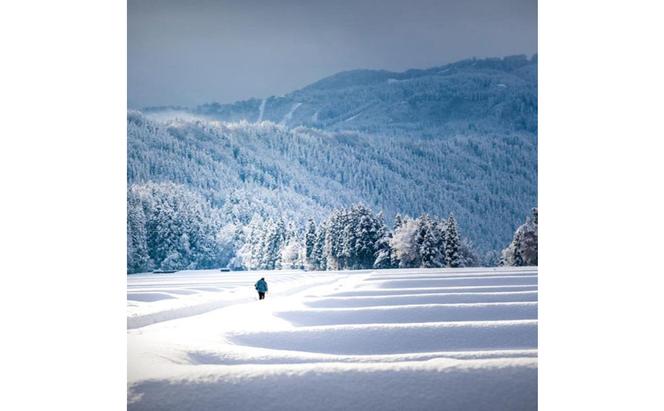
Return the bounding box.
[280,102,302,125]
[257,98,267,122]
[127,270,345,328]
[128,267,537,410]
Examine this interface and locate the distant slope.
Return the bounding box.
[128,267,538,410]
[133,55,537,253]
[128,112,537,252]
[145,55,537,137]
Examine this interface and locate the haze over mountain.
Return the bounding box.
[145,55,536,137]
[131,55,537,255]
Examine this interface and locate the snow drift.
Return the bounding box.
[128,266,537,410]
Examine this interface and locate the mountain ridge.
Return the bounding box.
[131,55,538,254]
[144,54,537,137]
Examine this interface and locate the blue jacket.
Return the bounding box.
[255,279,268,293]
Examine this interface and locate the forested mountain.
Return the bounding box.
[128,113,536,252]
[129,55,537,272]
[145,54,537,137]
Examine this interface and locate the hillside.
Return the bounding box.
[128,113,536,253]
[146,55,537,137]
[131,55,537,255]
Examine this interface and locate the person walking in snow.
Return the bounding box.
[255,277,268,300]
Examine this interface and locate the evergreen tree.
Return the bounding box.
[352,205,380,268]
[520,208,538,265]
[127,195,149,273]
[127,179,488,273]
[285,220,299,242]
[261,218,286,269]
[513,236,524,266]
[128,182,225,272]
[501,207,537,266]
[482,250,501,267]
[319,204,385,270]
[239,215,264,270]
[458,238,479,267]
[324,209,347,270]
[312,224,327,270]
[390,219,420,268]
[373,212,394,269]
[417,214,443,268]
[393,213,404,231]
[444,214,461,267]
[280,237,304,269]
[218,222,245,270]
[304,218,317,269]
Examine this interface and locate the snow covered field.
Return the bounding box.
[128,267,537,410]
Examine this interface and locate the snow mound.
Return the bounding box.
[274,302,538,326]
[306,290,538,307]
[129,358,536,411]
[229,320,537,355]
[128,267,538,410]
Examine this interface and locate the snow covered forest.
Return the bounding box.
[127,182,537,273]
[128,56,538,273]
[150,54,537,137]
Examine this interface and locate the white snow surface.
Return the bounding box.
[128,267,537,410]
[280,102,302,125]
[257,98,267,122]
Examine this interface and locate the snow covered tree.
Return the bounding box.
[324,209,344,270]
[417,214,444,268]
[373,233,394,268]
[319,204,385,270]
[236,215,264,270]
[127,194,149,273]
[260,218,286,269]
[128,182,223,272]
[127,179,485,273]
[513,237,524,266]
[217,222,244,269]
[458,237,480,267]
[501,208,538,266]
[444,214,462,267]
[312,224,327,270]
[390,219,420,268]
[280,238,304,269]
[482,250,501,267]
[285,220,299,242]
[304,218,317,268]
[520,208,538,265]
[373,212,394,269]
[393,213,404,231]
[351,205,383,268]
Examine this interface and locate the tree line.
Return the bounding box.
[128,182,537,273]
[127,182,483,273]
[128,110,537,253]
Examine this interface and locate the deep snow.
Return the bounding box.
[128,267,537,410]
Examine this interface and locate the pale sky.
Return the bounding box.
[128,0,537,108]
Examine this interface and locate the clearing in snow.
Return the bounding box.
[279,102,302,125]
[257,98,267,122]
[127,267,537,410]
